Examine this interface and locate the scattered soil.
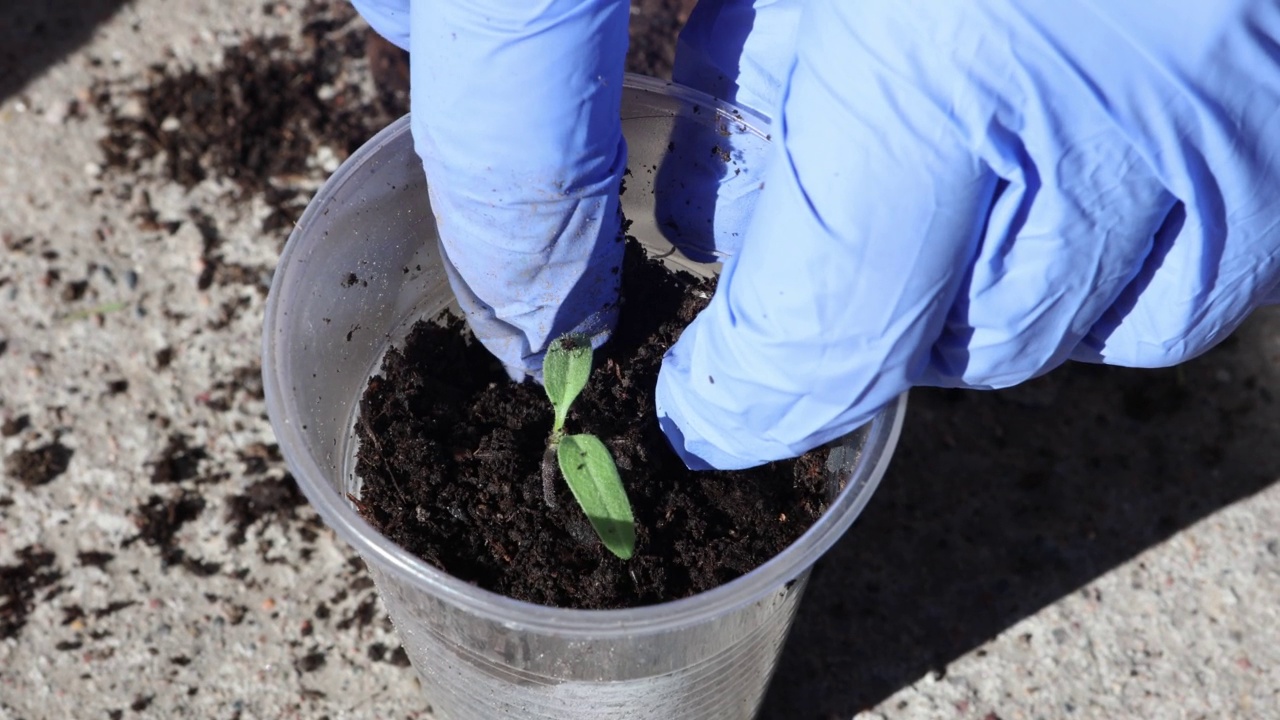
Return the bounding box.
[0,414,28,437]
[94,1,408,232]
[87,0,687,285]
[77,551,115,569]
[125,489,198,547]
[148,433,207,484]
[237,441,282,476]
[153,346,174,369]
[295,650,327,673]
[1,546,62,639]
[126,490,220,575]
[224,475,307,546]
[367,642,411,667]
[202,363,266,413]
[354,235,831,610]
[6,440,74,487]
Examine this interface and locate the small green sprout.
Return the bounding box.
[541,333,635,560]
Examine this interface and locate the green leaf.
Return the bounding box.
[557,434,635,560]
[543,333,593,435]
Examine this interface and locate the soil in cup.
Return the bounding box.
[353,236,832,610]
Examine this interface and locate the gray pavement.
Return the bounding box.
[1,2,1276,719]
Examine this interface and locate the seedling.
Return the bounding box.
[541,333,636,560]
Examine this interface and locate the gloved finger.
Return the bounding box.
[657,0,997,470]
[649,0,802,263]
[411,0,630,378]
[1073,201,1279,367]
[351,0,411,51]
[916,141,1177,390]
[673,0,802,115]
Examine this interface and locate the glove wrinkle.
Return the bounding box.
[660,0,1280,469]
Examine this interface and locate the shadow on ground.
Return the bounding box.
[1,0,132,102]
[760,318,1280,719]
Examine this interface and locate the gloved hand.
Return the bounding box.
[354,0,1280,471]
[351,0,631,379]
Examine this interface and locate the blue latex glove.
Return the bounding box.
[656,0,1280,469]
[355,0,1280,471]
[352,0,631,379]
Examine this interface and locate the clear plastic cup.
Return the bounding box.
[262,74,906,720]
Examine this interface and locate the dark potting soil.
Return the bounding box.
[354,236,832,610]
[5,441,74,488]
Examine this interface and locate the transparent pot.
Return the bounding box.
[262,74,906,720]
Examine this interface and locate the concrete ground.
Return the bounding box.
[1,1,1276,719]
